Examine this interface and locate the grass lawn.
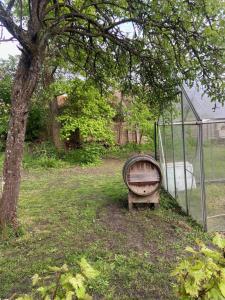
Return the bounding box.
[0,158,211,299]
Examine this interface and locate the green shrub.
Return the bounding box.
[27,142,59,159]
[104,143,152,159]
[22,142,106,169]
[0,101,10,151]
[63,144,106,166]
[172,233,225,299]
[15,258,99,300]
[22,142,66,169]
[26,104,47,141]
[23,155,66,169]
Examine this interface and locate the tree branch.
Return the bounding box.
[0,2,30,51]
[6,0,16,12]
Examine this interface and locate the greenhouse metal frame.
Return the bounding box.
[157,84,225,232]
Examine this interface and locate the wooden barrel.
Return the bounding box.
[123,155,162,196]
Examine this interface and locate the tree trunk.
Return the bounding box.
[0,53,41,228]
[135,127,138,144]
[139,131,143,144]
[49,98,65,151]
[69,128,82,149]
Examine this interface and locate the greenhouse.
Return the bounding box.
[157,84,225,231]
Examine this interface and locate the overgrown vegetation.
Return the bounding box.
[1,142,152,170]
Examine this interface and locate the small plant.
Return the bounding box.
[15,258,99,300]
[172,233,225,299]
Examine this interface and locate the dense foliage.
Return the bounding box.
[0,56,18,103]
[173,234,225,299]
[125,99,154,144]
[47,79,115,145]
[0,101,10,150]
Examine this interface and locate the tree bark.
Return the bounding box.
[69,128,81,149]
[135,127,138,144]
[0,53,41,228]
[49,98,65,151]
[139,132,143,144]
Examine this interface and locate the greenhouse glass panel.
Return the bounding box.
[172,98,183,122]
[158,125,168,190]
[183,124,202,224]
[203,122,225,232]
[158,83,225,232]
[172,124,187,212]
[163,115,176,197]
[182,91,199,122]
[184,84,225,120]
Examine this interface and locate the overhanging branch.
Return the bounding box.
[0,2,30,51]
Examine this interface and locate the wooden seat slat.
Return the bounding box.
[129,180,159,185]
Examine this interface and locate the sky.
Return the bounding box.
[0,28,20,59]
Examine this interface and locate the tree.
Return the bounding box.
[0,0,224,229]
[56,79,115,146]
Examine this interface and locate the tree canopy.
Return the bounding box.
[0,0,224,102]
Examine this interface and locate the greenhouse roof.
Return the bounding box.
[182,84,225,121]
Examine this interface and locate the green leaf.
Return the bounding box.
[207,287,224,300]
[16,296,33,300]
[79,258,99,279]
[31,274,40,286]
[75,285,87,299]
[185,246,196,254]
[60,273,74,286]
[37,286,48,297]
[201,246,222,261]
[218,281,225,297]
[65,291,74,300]
[49,264,68,273]
[69,273,85,289]
[213,234,225,250]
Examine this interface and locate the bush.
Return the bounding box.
[22,142,106,169]
[172,234,225,299]
[15,258,99,300]
[22,142,66,169]
[26,142,59,159]
[104,143,153,159]
[63,144,106,166]
[26,104,47,141]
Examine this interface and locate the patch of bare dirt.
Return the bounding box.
[97,201,181,263]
